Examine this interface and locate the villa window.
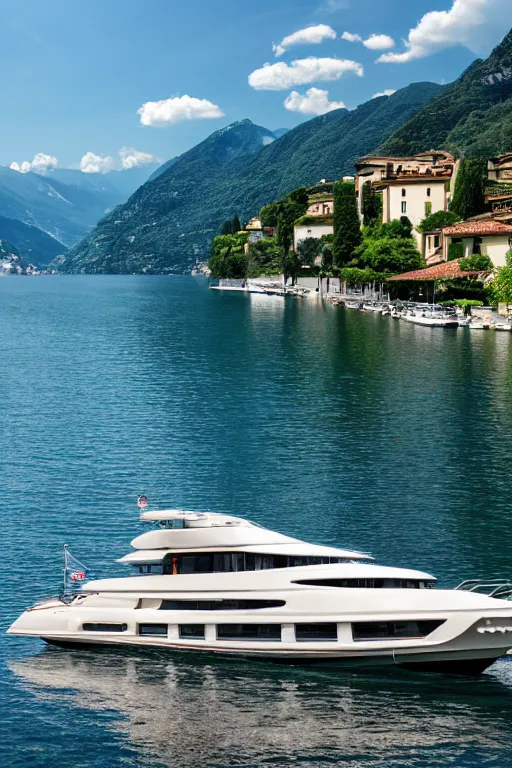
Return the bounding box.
[427,187,431,197]
[401,201,407,214]
[82,623,128,632]
[402,188,406,197]
[295,623,338,641]
[179,624,205,639]
[217,624,281,641]
[352,620,445,642]
[138,624,168,636]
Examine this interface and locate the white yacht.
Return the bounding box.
[8,509,512,675]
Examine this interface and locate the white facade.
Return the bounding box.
[458,235,510,267]
[294,224,333,251]
[384,181,447,229]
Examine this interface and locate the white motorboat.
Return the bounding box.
[343,300,362,310]
[401,306,459,328]
[8,508,512,676]
[494,323,512,331]
[468,322,490,330]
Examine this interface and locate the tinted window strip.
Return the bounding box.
[160,599,285,611]
[82,623,127,632]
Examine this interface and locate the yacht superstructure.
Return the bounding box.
[8,509,512,675]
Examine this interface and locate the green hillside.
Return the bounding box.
[380,30,512,157]
[58,83,443,275]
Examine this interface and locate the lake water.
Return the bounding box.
[1,275,512,768]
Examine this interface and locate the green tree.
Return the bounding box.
[231,215,242,233]
[357,237,422,274]
[488,251,512,304]
[208,232,249,278]
[419,210,461,232]
[247,238,282,277]
[332,181,362,267]
[451,159,487,220]
[372,217,413,240]
[296,237,322,267]
[361,181,382,226]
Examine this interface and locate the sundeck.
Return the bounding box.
[8,508,512,676]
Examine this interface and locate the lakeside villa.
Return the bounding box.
[354,151,456,260]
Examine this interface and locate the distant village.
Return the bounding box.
[206,151,512,326]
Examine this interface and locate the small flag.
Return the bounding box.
[137,494,148,509]
[63,546,91,595]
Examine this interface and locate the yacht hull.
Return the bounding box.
[40,636,504,676]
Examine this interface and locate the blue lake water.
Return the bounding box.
[1,275,512,768]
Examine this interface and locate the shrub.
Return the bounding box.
[459,253,493,271]
[448,242,464,261]
[487,249,512,304]
[419,210,461,232]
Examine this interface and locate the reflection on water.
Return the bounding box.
[3,276,512,768]
[9,649,512,768]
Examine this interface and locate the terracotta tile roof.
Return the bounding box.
[387,260,481,281]
[443,219,512,236]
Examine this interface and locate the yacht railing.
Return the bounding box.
[455,579,512,600]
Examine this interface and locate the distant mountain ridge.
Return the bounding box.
[0,216,65,266]
[0,164,156,251]
[59,83,443,275]
[380,30,512,157]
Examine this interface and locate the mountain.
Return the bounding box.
[0,215,66,266]
[380,30,512,157]
[59,85,442,275]
[0,165,156,249]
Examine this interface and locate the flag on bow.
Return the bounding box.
[63,545,91,595]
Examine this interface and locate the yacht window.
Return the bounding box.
[179,624,205,639]
[352,620,445,641]
[217,624,281,641]
[137,564,164,575]
[138,624,168,636]
[161,552,352,575]
[293,578,435,589]
[82,623,127,632]
[160,599,286,610]
[295,623,338,641]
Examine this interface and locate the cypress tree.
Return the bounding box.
[451,159,487,221]
[332,181,362,267]
[232,215,242,233]
[220,220,233,235]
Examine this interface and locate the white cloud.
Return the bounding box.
[342,31,394,49]
[372,89,396,98]
[10,152,58,174]
[137,94,224,126]
[119,147,158,169]
[377,0,512,64]
[80,152,116,174]
[249,57,363,91]
[363,34,395,50]
[342,32,362,43]
[273,24,336,57]
[284,87,347,115]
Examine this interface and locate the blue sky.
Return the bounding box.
[1,0,511,173]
